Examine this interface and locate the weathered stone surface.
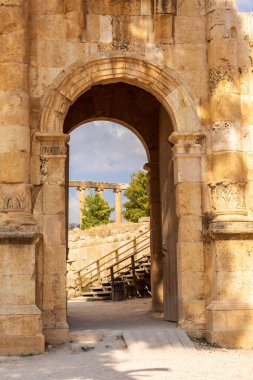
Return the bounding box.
[176,182,202,216]
[1,0,253,354]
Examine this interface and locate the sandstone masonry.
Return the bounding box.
[0,0,253,354]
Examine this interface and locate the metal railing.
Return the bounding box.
[75,230,150,294]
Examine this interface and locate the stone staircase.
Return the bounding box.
[75,231,151,301]
[82,253,151,301]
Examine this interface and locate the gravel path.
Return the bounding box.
[0,299,252,380]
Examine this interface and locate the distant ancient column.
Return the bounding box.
[95,187,104,197]
[114,189,122,223]
[77,187,86,225]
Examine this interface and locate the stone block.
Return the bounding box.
[175,16,206,43]
[65,18,83,41]
[0,275,35,305]
[0,245,35,275]
[246,181,253,209]
[43,326,69,344]
[177,242,204,272]
[42,274,67,310]
[208,39,238,68]
[0,125,30,154]
[211,122,242,152]
[173,157,202,183]
[242,125,253,152]
[168,44,206,71]
[212,152,246,182]
[245,152,253,181]
[30,66,60,98]
[214,240,253,271]
[0,62,28,92]
[30,39,67,68]
[207,307,253,332]
[241,95,253,126]
[0,152,29,183]
[43,184,65,215]
[180,271,205,300]
[183,300,206,323]
[64,0,83,13]
[177,69,208,99]
[82,14,100,42]
[141,0,152,15]
[154,14,173,43]
[30,14,65,41]
[43,245,67,274]
[0,91,29,127]
[100,15,113,43]
[216,271,253,300]
[43,215,66,245]
[176,182,202,216]
[88,0,141,16]
[30,0,64,15]
[0,33,27,63]
[178,216,202,242]
[205,330,253,349]
[0,313,42,336]
[210,93,241,123]
[177,0,205,16]
[0,335,45,356]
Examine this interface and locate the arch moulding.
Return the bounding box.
[39,52,200,134]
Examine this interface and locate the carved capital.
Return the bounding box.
[35,132,69,156]
[209,181,247,216]
[169,132,206,157]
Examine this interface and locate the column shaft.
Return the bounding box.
[78,187,86,226]
[114,189,122,223]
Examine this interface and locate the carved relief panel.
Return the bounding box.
[0,184,32,213]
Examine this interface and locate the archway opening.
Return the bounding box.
[64,82,178,327]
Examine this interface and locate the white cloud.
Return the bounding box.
[68,121,147,223]
[69,121,147,180]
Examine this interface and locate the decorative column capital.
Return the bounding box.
[169,132,206,157]
[77,186,87,192]
[35,132,69,156]
[113,188,122,194]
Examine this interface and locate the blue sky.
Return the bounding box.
[237,0,253,11]
[69,121,147,223]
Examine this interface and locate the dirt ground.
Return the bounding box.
[0,299,252,380]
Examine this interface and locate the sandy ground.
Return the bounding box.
[0,299,252,380]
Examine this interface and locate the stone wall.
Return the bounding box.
[67,221,150,298]
[1,0,253,353]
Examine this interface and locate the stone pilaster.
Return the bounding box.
[35,132,69,344]
[144,161,163,313]
[0,1,45,355]
[169,132,206,334]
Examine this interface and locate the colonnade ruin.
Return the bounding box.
[0,0,253,355]
[69,181,129,224]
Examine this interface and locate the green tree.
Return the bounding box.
[123,171,150,223]
[81,192,114,230]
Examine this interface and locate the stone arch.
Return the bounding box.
[39,52,200,134]
[36,52,205,343]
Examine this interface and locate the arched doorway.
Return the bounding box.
[34,54,204,343]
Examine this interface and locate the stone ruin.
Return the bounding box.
[0,0,253,354]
